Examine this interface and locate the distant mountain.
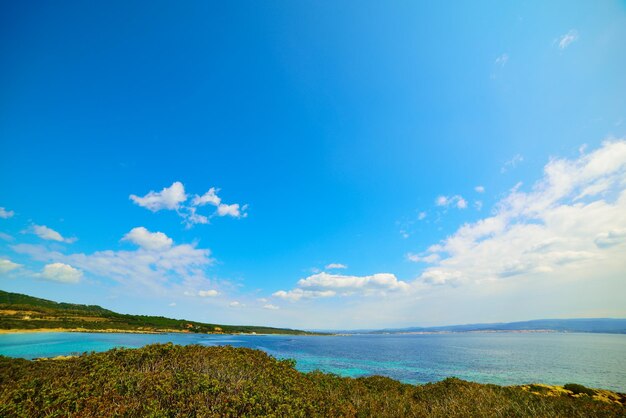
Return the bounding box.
[0,289,314,335]
[367,318,626,334]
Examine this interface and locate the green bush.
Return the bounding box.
[0,344,622,417]
[564,383,597,396]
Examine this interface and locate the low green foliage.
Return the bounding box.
[0,344,623,417]
[565,383,598,396]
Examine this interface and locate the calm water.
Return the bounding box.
[1,332,625,392]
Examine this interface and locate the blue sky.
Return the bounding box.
[1,1,625,329]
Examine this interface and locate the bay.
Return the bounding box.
[1,331,624,392]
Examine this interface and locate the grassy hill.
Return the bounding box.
[0,289,312,335]
[0,343,623,417]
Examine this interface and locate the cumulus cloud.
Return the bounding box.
[229,301,243,308]
[475,186,485,193]
[274,272,411,301]
[272,289,336,302]
[0,258,22,273]
[325,263,347,270]
[436,195,467,209]
[130,181,187,212]
[130,182,247,225]
[556,30,578,49]
[594,229,626,248]
[198,289,219,297]
[216,203,246,218]
[29,225,76,243]
[185,207,209,225]
[413,140,626,286]
[192,188,221,206]
[122,227,173,251]
[407,253,440,264]
[13,229,214,293]
[263,304,279,310]
[0,207,14,219]
[418,212,427,220]
[40,263,82,283]
[192,187,247,218]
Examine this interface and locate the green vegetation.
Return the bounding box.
[0,289,313,335]
[565,383,598,396]
[0,344,623,417]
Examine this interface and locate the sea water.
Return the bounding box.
[1,331,624,392]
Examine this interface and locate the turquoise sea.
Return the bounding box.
[1,332,625,392]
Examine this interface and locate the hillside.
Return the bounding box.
[0,289,311,335]
[0,343,623,417]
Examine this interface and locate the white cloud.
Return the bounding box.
[198,289,219,297]
[594,228,626,248]
[14,231,214,293]
[435,196,448,206]
[407,253,440,264]
[263,304,279,310]
[325,263,347,270]
[121,227,173,251]
[420,269,464,286]
[0,232,14,241]
[131,182,247,225]
[217,203,244,218]
[40,263,82,284]
[475,186,485,193]
[229,301,243,308]
[274,272,411,301]
[185,207,209,225]
[29,225,76,243]
[130,181,187,212]
[272,289,336,302]
[0,258,21,273]
[298,272,410,292]
[169,302,177,307]
[557,30,578,49]
[436,195,467,209]
[416,140,626,287]
[418,212,427,220]
[192,188,221,207]
[495,53,509,66]
[0,207,14,219]
[501,154,523,173]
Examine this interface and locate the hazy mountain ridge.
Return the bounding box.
[365,318,626,334]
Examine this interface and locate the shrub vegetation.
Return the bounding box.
[1,343,624,417]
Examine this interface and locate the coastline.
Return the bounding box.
[0,328,316,336]
[0,328,212,335]
[2,327,619,336]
